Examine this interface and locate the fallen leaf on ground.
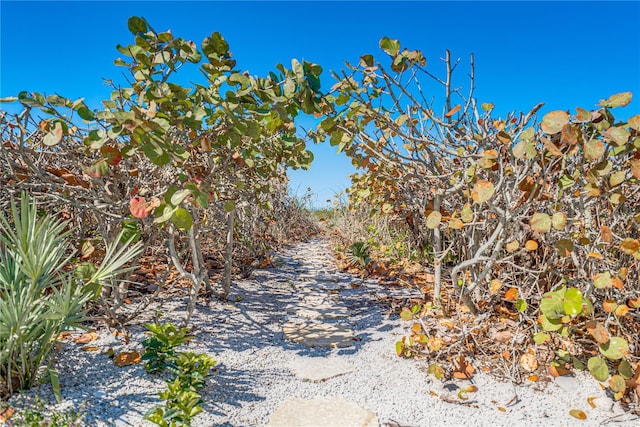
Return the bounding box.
[74,332,98,344]
[519,353,538,372]
[453,355,475,379]
[548,365,572,377]
[491,331,512,343]
[114,351,141,367]
[81,346,100,352]
[569,409,587,420]
[0,407,14,422]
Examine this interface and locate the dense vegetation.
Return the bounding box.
[1,15,638,423]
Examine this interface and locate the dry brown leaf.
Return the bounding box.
[0,407,15,422]
[57,331,73,341]
[520,353,539,372]
[453,355,475,379]
[585,320,610,344]
[586,396,597,409]
[492,331,513,343]
[114,351,141,367]
[74,331,98,344]
[548,365,572,377]
[81,346,100,352]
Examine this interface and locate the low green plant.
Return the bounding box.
[142,323,217,427]
[170,352,218,390]
[535,286,636,400]
[347,241,371,269]
[0,193,142,400]
[145,379,203,427]
[0,396,85,426]
[142,323,194,373]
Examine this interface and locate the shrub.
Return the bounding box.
[0,192,142,399]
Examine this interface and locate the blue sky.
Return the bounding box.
[2,1,639,207]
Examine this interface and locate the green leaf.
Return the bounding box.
[379,37,400,57]
[530,213,551,233]
[170,189,191,206]
[120,221,141,244]
[619,359,634,379]
[77,106,95,121]
[128,16,148,34]
[153,204,178,224]
[610,374,626,393]
[223,200,236,212]
[599,337,629,360]
[143,143,171,166]
[360,54,374,67]
[515,299,528,313]
[533,332,550,344]
[540,288,565,319]
[292,58,304,82]
[400,308,413,321]
[427,363,445,380]
[593,271,612,289]
[395,341,404,356]
[74,262,97,282]
[512,140,537,159]
[171,208,193,231]
[588,356,609,381]
[563,288,583,316]
[49,368,62,403]
[600,92,632,108]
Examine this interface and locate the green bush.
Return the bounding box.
[0,192,142,399]
[142,323,217,427]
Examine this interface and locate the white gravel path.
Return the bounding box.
[6,238,639,426]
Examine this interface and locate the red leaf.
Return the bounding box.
[130,196,153,219]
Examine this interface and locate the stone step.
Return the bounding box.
[286,304,350,320]
[267,397,379,427]
[283,321,354,348]
[289,356,355,382]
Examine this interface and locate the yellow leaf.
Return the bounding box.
[525,240,538,251]
[506,240,519,253]
[569,409,587,420]
[490,279,503,294]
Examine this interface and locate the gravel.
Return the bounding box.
[5,238,639,426]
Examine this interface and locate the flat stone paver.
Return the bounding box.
[283,321,354,348]
[267,397,379,427]
[289,356,355,382]
[286,304,350,320]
